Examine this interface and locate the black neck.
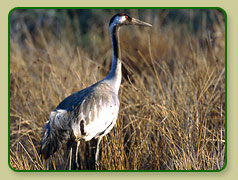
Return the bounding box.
[104,24,122,93]
[111,26,121,59]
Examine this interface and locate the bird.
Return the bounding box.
[40,13,152,170]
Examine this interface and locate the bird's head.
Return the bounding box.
[109,13,152,28]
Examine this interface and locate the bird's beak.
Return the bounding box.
[131,18,152,27]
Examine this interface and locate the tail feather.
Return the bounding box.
[40,122,70,159]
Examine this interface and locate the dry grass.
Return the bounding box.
[9,9,226,170]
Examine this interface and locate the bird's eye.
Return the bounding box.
[125,16,128,19]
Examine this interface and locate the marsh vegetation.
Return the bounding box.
[9,9,226,170]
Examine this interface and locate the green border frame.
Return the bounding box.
[8,7,227,172]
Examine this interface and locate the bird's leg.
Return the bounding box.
[46,159,49,170]
[75,141,80,169]
[95,136,102,170]
[69,147,72,170]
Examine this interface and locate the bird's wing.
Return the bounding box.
[71,84,120,141]
[42,84,94,141]
[48,109,72,131]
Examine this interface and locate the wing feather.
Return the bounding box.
[40,110,72,158]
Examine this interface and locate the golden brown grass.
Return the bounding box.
[9,9,226,170]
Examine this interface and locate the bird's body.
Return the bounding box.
[40,13,152,169]
[41,80,120,158]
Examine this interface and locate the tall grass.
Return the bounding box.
[9,9,226,170]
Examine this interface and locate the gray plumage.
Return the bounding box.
[40,81,119,159]
[40,13,152,168]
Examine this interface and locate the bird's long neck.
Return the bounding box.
[104,25,122,94]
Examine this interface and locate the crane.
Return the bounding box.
[40,13,152,170]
